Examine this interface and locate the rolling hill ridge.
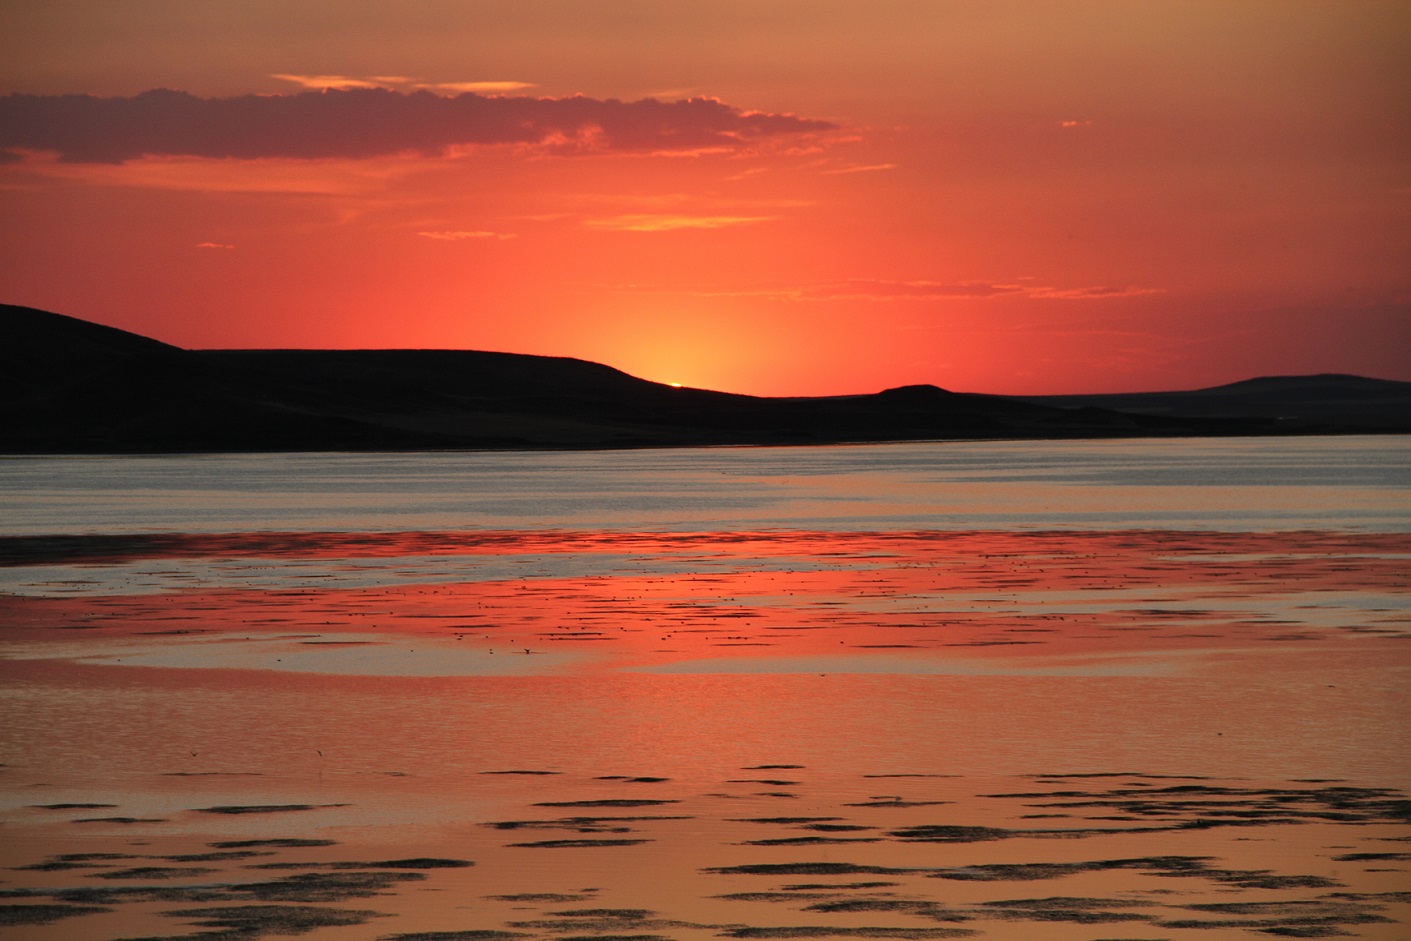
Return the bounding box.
[3,304,1405,453]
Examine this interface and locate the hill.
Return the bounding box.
[5,303,1392,454]
[1020,374,1411,432]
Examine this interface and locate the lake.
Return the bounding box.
[2,436,1409,536]
[1,436,1408,940]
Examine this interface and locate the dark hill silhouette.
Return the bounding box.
[2,304,180,397]
[4,303,1394,454]
[1020,374,1411,431]
[2,303,180,359]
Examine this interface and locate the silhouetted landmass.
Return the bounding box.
[1021,375,1411,432]
[2,304,1402,454]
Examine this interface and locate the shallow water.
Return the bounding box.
[1,437,1409,940]
[2,436,1408,534]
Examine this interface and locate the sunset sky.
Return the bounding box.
[2,1,1407,396]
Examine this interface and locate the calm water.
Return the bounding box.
[2,435,1409,940]
[1,435,1409,534]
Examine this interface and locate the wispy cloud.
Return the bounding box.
[616,278,1162,301]
[0,88,836,164]
[800,279,1023,300]
[271,74,389,91]
[195,241,234,249]
[821,163,897,175]
[1025,285,1163,299]
[417,230,515,241]
[6,151,417,194]
[584,214,776,232]
[802,279,1161,301]
[273,74,539,95]
[429,81,539,94]
[658,279,1025,300]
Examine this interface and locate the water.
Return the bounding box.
[2,435,1408,534]
[1,435,1409,940]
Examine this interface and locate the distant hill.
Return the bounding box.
[1020,374,1411,432]
[3,303,1397,454]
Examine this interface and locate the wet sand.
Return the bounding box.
[2,768,1408,940]
[1,529,1408,939]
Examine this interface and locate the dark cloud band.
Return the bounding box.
[0,87,835,163]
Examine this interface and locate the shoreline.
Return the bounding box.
[7,425,1404,458]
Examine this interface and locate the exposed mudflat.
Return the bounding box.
[2,526,1408,939]
[1,768,1407,939]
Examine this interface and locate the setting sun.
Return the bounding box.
[0,2,1406,398]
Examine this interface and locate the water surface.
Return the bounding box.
[2,436,1407,534]
[1,436,1408,940]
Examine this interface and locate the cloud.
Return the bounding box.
[271,74,389,91]
[195,242,234,249]
[584,214,775,232]
[785,279,1161,301]
[0,88,836,164]
[797,280,1162,301]
[1025,284,1163,299]
[800,279,1023,300]
[820,163,898,175]
[417,230,515,240]
[665,279,1026,300]
[616,278,1162,301]
[273,74,539,95]
[428,81,539,94]
[7,150,417,194]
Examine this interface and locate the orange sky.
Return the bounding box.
[2,1,1408,395]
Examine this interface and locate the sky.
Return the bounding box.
[1,1,1408,396]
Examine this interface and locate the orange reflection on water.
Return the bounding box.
[4,528,1408,783]
[5,529,1408,673]
[3,524,1410,941]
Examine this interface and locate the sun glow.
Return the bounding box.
[1,3,1405,394]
